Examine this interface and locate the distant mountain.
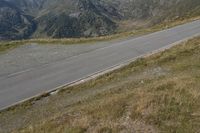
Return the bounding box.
[1,0,200,40]
[32,0,118,38]
[0,0,36,40]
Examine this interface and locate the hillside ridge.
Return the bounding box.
[1,0,200,40]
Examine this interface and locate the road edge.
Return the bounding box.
[1,33,200,112]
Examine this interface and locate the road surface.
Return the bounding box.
[0,20,200,110]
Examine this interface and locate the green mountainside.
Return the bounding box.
[1,0,200,40]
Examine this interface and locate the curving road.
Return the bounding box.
[0,20,200,110]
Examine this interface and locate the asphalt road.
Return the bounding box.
[0,20,200,110]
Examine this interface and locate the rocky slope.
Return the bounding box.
[1,0,200,40]
[0,0,36,40]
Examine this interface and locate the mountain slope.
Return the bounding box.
[33,0,118,38]
[0,0,36,40]
[100,0,200,22]
[2,0,118,39]
[1,0,200,40]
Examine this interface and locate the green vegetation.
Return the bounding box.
[1,36,200,133]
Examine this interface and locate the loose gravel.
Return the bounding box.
[0,41,119,77]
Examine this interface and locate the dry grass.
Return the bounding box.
[1,36,200,133]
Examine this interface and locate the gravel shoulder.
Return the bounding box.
[0,39,127,77]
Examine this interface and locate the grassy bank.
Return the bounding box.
[0,36,200,132]
[0,15,200,53]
